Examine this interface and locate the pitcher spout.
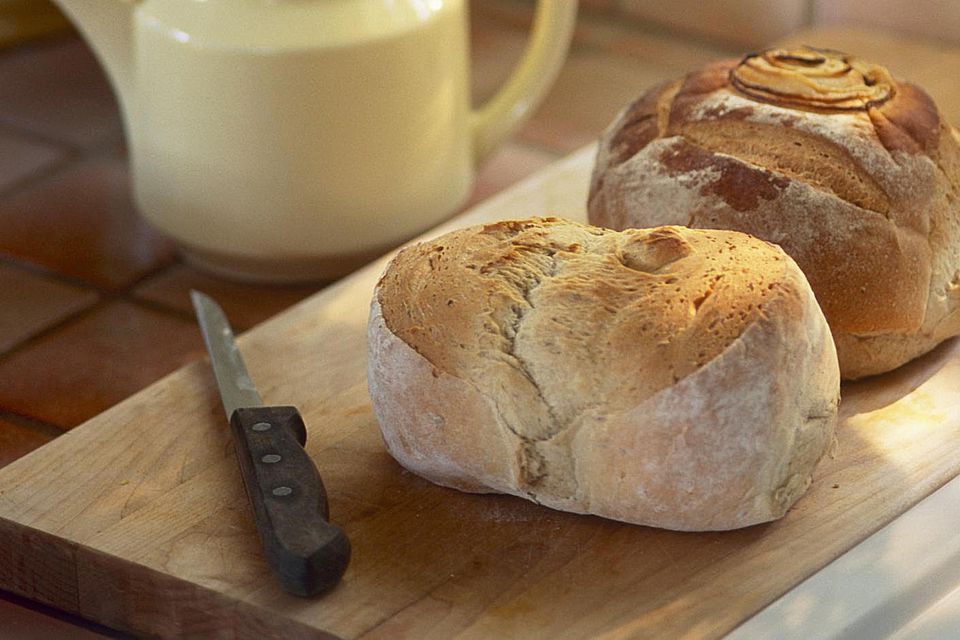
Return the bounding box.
[51,0,139,116]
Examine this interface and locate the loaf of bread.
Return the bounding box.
[588,47,960,379]
[367,218,839,531]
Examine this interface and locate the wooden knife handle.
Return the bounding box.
[229,406,351,596]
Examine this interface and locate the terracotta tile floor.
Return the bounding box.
[0,3,733,636]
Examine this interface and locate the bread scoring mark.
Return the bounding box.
[608,109,657,167]
[677,118,892,215]
[601,80,683,174]
[659,138,789,212]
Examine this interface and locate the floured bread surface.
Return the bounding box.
[588,47,960,379]
[367,218,840,531]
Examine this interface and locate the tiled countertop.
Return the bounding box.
[0,5,735,636]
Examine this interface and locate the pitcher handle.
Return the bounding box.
[471,1,578,165]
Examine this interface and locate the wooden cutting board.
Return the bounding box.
[3,27,960,640]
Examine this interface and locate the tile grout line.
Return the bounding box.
[129,294,199,325]
[0,408,68,437]
[0,297,111,364]
[111,252,182,292]
[0,254,102,292]
[0,257,193,366]
[0,233,182,302]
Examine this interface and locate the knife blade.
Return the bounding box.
[191,290,350,597]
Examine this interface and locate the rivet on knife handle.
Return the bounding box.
[230,406,351,597]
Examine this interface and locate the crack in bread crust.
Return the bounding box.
[498,246,560,486]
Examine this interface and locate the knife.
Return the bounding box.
[191,290,350,597]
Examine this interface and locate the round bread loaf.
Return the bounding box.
[367,217,839,531]
[588,47,960,380]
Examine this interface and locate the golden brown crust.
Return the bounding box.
[588,47,960,379]
[870,81,941,156]
[378,219,787,418]
[368,218,840,530]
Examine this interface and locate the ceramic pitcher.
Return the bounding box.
[54,0,579,281]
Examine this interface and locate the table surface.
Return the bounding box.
[2,11,960,638]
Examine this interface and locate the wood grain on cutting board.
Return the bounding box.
[3,28,960,639]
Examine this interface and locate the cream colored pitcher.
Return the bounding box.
[54,0,579,282]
